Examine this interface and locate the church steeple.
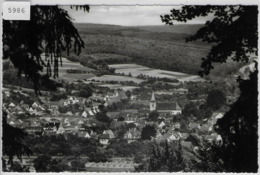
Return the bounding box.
[151,91,156,102]
[150,91,156,111]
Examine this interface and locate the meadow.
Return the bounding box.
[88,75,145,84]
[109,64,205,82]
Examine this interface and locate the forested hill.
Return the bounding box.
[72,23,245,79]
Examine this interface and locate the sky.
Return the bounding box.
[63,6,214,26]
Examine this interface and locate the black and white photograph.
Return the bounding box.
[1,1,258,173]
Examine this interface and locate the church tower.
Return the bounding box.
[150,91,156,111]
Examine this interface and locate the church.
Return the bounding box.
[150,91,182,115]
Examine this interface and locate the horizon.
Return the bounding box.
[73,22,205,27]
[64,6,214,26]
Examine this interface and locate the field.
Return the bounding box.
[61,73,96,82]
[88,75,145,84]
[41,57,97,82]
[98,84,139,91]
[109,64,205,82]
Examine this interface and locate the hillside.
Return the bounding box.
[72,23,246,80]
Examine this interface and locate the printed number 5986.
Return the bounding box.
[8,7,25,13]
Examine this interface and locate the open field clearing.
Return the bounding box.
[59,73,96,83]
[88,75,145,84]
[98,84,139,91]
[109,64,205,82]
[42,57,95,75]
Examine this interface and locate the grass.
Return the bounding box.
[88,75,145,84]
[63,73,96,80]
[109,64,204,82]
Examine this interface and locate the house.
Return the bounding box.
[167,133,180,142]
[205,133,222,144]
[208,112,224,126]
[124,114,138,124]
[200,124,213,133]
[82,111,88,118]
[66,111,73,116]
[189,122,201,130]
[154,133,171,143]
[150,91,182,115]
[158,121,166,128]
[56,123,65,134]
[103,130,115,139]
[32,102,39,108]
[9,103,16,108]
[99,134,110,145]
[110,121,126,130]
[124,128,141,143]
[178,132,189,140]
[44,122,60,132]
[26,126,43,135]
[106,112,120,120]
[78,131,91,138]
[64,124,79,133]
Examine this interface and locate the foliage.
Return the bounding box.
[89,152,108,163]
[161,6,257,76]
[141,125,156,140]
[162,5,258,172]
[137,141,185,172]
[33,155,64,172]
[50,93,67,101]
[96,112,111,123]
[3,6,89,95]
[214,68,258,172]
[206,89,226,110]
[183,102,200,119]
[3,90,36,105]
[69,159,86,171]
[148,111,159,121]
[2,111,32,168]
[78,89,92,98]
[190,140,225,172]
[199,104,213,120]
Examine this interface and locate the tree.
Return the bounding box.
[2,111,32,168]
[125,90,132,99]
[2,6,90,171]
[9,162,29,172]
[161,6,257,76]
[148,111,159,121]
[33,155,65,172]
[137,141,185,172]
[96,112,111,123]
[199,104,213,120]
[89,152,108,163]
[3,6,89,95]
[214,68,258,172]
[78,89,92,98]
[33,155,52,172]
[183,102,200,119]
[206,89,226,110]
[141,125,156,140]
[162,5,258,172]
[191,140,225,172]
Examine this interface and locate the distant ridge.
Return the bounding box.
[75,23,203,35]
[133,24,204,35]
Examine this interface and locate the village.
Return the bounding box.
[2,74,225,172]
